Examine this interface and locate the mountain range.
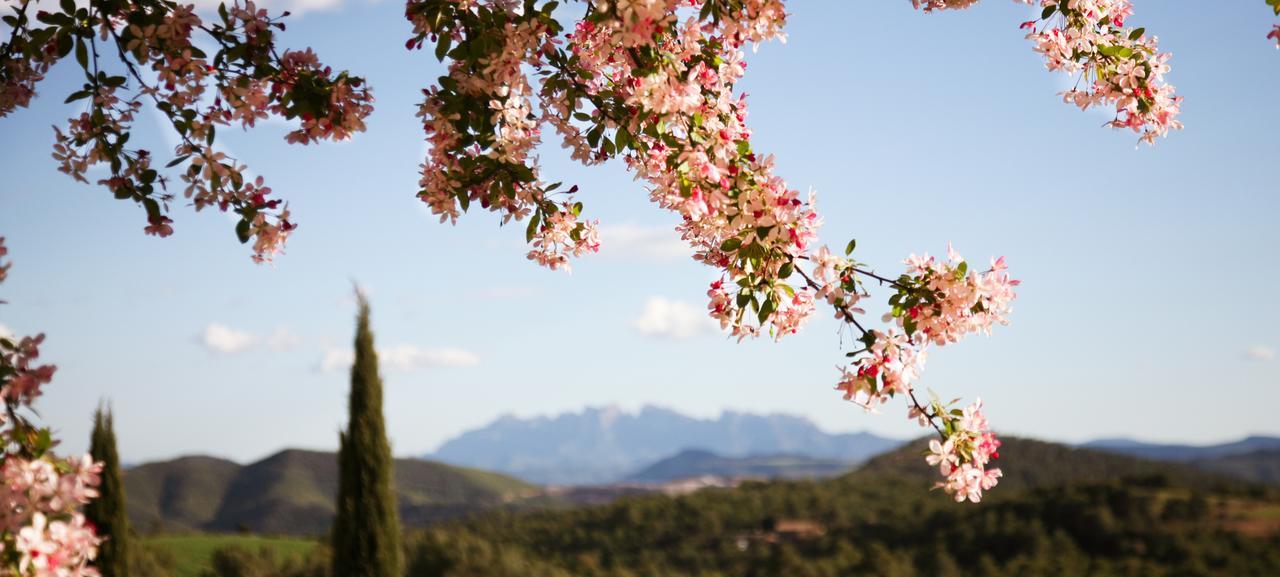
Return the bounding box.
[124,449,538,535]
[119,405,1280,537]
[426,405,905,484]
[1083,435,1280,461]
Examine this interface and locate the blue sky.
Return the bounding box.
[1,1,1276,464]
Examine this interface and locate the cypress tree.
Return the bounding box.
[85,403,129,577]
[331,293,401,577]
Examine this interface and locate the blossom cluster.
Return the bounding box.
[0,332,55,410]
[0,238,104,576]
[895,246,1019,346]
[916,0,1182,145]
[821,244,1016,501]
[409,1,601,272]
[925,398,1002,503]
[0,2,59,119]
[3,0,373,262]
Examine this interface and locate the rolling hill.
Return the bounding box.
[125,450,538,535]
[399,437,1280,577]
[1191,448,1280,486]
[850,436,1250,493]
[625,449,855,482]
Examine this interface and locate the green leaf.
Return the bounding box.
[844,238,857,255]
[35,428,52,456]
[1128,27,1145,40]
[235,219,251,244]
[757,295,776,324]
[525,211,541,243]
[719,237,742,252]
[1040,5,1055,19]
[435,36,452,61]
[56,33,72,58]
[74,36,87,69]
[64,90,91,103]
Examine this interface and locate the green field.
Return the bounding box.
[142,535,319,577]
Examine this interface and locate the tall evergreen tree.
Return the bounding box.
[85,403,129,577]
[332,293,401,577]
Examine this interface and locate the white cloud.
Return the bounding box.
[631,297,716,340]
[319,345,479,373]
[598,224,692,262]
[381,345,480,370]
[266,327,302,352]
[1244,345,1276,362]
[200,324,258,354]
[319,348,354,373]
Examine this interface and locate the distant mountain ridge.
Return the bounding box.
[125,449,537,535]
[1083,435,1280,462]
[427,405,906,484]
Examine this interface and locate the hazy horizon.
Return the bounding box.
[106,402,1280,466]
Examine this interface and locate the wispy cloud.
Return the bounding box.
[318,345,480,373]
[631,297,716,340]
[199,324,302,354]
[199,324,257,354]
[1244,345,1276,362]
[319,348,354,373]
[598,224,692,262]
[266,327,302,352]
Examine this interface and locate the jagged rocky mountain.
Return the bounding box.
[427,405,905,484]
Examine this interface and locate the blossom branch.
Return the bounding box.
[916,0,1182,145]
[410,0,1017,502]
[4,0,374,261]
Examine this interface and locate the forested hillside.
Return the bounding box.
[401,439,1280,577]
[125,450,538,534]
